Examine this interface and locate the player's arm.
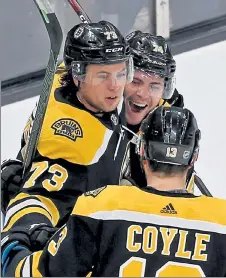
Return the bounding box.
[2,195,100,277]
[2,156,87,234]
[1,66,63,213]
[1,104,38,215]
[1,156,87,273]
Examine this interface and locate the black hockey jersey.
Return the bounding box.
[2,65,128,237]
[2,62,186,240]
[5,185,226,277]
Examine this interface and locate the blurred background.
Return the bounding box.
[1,0,226,100]
[1,0,226,197]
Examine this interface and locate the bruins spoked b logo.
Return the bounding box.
[51,118,83,141]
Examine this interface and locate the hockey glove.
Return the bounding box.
[1,224,58,276]
[1,159,23,215]
[1,241,29,277]
[29,223,58,251]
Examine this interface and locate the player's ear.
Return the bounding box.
[73,78,79,86]
[189,129,201,166]
[189,149,199,166]
[142,160,151,179]
[141,159,152,184]
[142,159,149,168]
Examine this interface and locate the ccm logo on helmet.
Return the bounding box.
[106,47,123,53]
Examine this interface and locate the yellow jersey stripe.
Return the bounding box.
[15,257,26,277]
[35,195,60,226]
[187,172,195,193]
[32,251,43,277]
[7,193,60,227]
[8,193,30,207]
[3,207,52,232]
[4,199,50,227]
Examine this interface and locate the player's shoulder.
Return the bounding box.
[83,184,140,198]
[197,195,226,208]
[73,185,142,216]
[197,195,226,222]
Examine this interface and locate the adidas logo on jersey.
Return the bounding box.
[160,203,177,214]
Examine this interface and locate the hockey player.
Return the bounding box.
[1,30,192,253]
[120,31,195,190]
[2,106,226,277]
[1,20,134,253]
[124,31,180,129]
[1,31,184,215]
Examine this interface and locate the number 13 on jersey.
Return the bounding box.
[120,257,205,277]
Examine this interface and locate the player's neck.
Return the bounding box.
[146,175,186,192]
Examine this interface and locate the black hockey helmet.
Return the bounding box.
[137,106,201,166]
[64,20,133,82]
[126,31,176,99]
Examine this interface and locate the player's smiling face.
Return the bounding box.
[124,70,165,125]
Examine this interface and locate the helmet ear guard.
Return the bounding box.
[163,76,176,99]
[127,57,134,83]
[71,61,87,77]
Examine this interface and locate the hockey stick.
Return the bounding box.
[23,0,91,175]
[23,0,63,175]
[23,0,90,175]
[67,0,91,23]
[194,173,212,197]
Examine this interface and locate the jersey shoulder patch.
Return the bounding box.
[84,186,107,198]
[51,118,83,142]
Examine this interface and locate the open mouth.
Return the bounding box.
[129,100,148,113]
[105,96,118,105]
[106,96,117,100]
